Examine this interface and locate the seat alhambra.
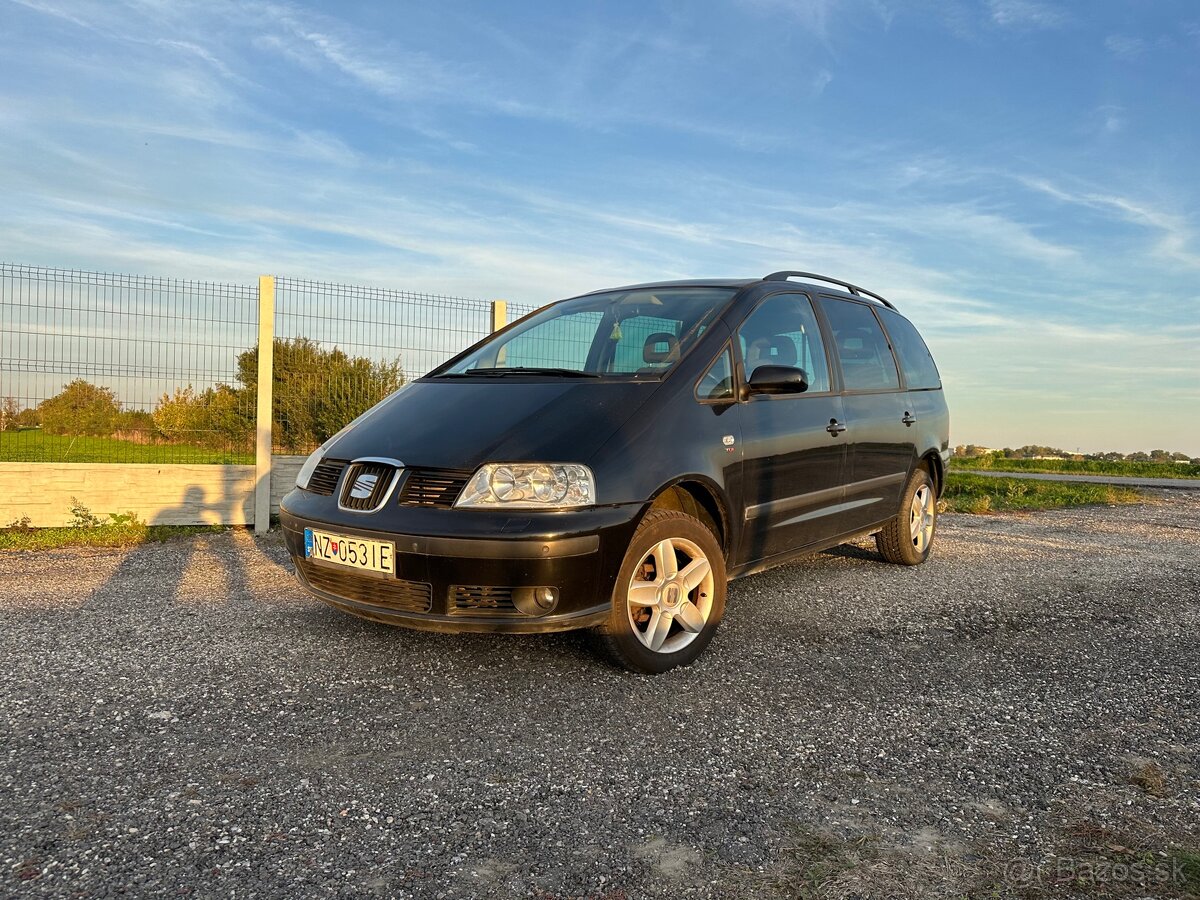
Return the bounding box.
[280,271,950,673]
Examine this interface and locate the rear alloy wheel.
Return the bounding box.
[598,508,726,674]
[875,467,937,565]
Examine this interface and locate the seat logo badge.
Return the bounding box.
[350,473,379,499]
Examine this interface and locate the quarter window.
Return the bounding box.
[736,293,831,394]
[878,308,941,390]
[818,299,900,392]
[697,346,735,401]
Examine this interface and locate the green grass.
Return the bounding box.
[0,522,230,551]
[951,455,1200,479]
[942,472,1144,514]
[0,431,252,464]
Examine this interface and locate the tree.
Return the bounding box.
[153,384,252,450]
[237,337,404,452]
[0,397,19,431]
[38,380,121,436]
[153,387,211,441]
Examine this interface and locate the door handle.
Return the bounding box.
[826,418,846,436]
[902,412,917,426]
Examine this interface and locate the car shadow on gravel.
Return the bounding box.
[292,600,603,670]
[820,541,882,563]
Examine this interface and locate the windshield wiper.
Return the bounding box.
[434,367,600,379]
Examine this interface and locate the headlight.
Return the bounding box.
[295,444,328,490]
[455,463,594,509]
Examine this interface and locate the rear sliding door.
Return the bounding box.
[817,297,915,533]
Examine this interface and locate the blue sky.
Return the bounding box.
[2,0,1198,453]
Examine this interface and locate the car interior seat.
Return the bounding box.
[746,335,797,377]
[639,331,680,372]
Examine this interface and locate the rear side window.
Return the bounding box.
[878,308,941,390]
[818,299,900,392]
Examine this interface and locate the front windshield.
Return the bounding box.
[434,287,737,378]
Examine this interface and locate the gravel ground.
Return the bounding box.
[1,494,1198,899]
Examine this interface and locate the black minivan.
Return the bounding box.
[280,271,950,672]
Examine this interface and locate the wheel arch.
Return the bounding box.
[920,450,945,496]
[645,476,732,556]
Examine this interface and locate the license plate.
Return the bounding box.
[304,528,395,576]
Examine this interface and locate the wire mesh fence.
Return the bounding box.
[271,277,493,454]
[0,263,508,464]
[0,264,258,464]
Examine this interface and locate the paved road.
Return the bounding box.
[957,468,1200,489]
[2,494,1198,898]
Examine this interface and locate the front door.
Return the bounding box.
[735,291,850,564]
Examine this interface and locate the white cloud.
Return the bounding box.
[986,0,1067,29]
[811,68,834,95]
[738,0,844,38]
[251,4,459,99]
[1019,177,1200,269]
[1098,104,1124,134]
[1104,34,1146,60]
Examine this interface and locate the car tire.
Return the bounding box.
[875,466,937,566]
[597,508,726,674]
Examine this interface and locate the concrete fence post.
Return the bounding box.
[490,299,507,332]
[254,275,275,534]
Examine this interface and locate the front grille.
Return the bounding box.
[450,585,518,616]
[399,468,473,508]
[298,559,432,613]
[339,462,396,511]
[307,459,347,496]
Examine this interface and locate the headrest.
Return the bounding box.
[748,335,797,368]
[839,334,869,359]
[767,335,796,367]
[643,332,679,364]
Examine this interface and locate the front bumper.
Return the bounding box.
[279,489,642,634]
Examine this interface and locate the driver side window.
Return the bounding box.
[737,293,831,393]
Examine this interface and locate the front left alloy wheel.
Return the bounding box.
[598,508,726,674]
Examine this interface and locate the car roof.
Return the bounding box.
[582,277,870,306]
[577,271,902,316]
[581,278,759,294]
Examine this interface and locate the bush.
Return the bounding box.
[238,337,404,452]
[38,380,121,436]
[112,410,158,442]
[23,339,403,455]
[154,387,212,441]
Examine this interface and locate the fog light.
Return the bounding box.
[513,586,559,616]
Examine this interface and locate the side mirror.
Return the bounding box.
[747,364,809,396]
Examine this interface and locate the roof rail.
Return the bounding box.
[763,271,896,310]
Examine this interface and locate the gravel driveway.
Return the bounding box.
[2,495,1198,899]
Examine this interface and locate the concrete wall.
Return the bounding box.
[0,463,256,527]
[270,455,306,515]
[0,455,309,527]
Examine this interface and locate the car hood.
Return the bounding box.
[325,378,660,470]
